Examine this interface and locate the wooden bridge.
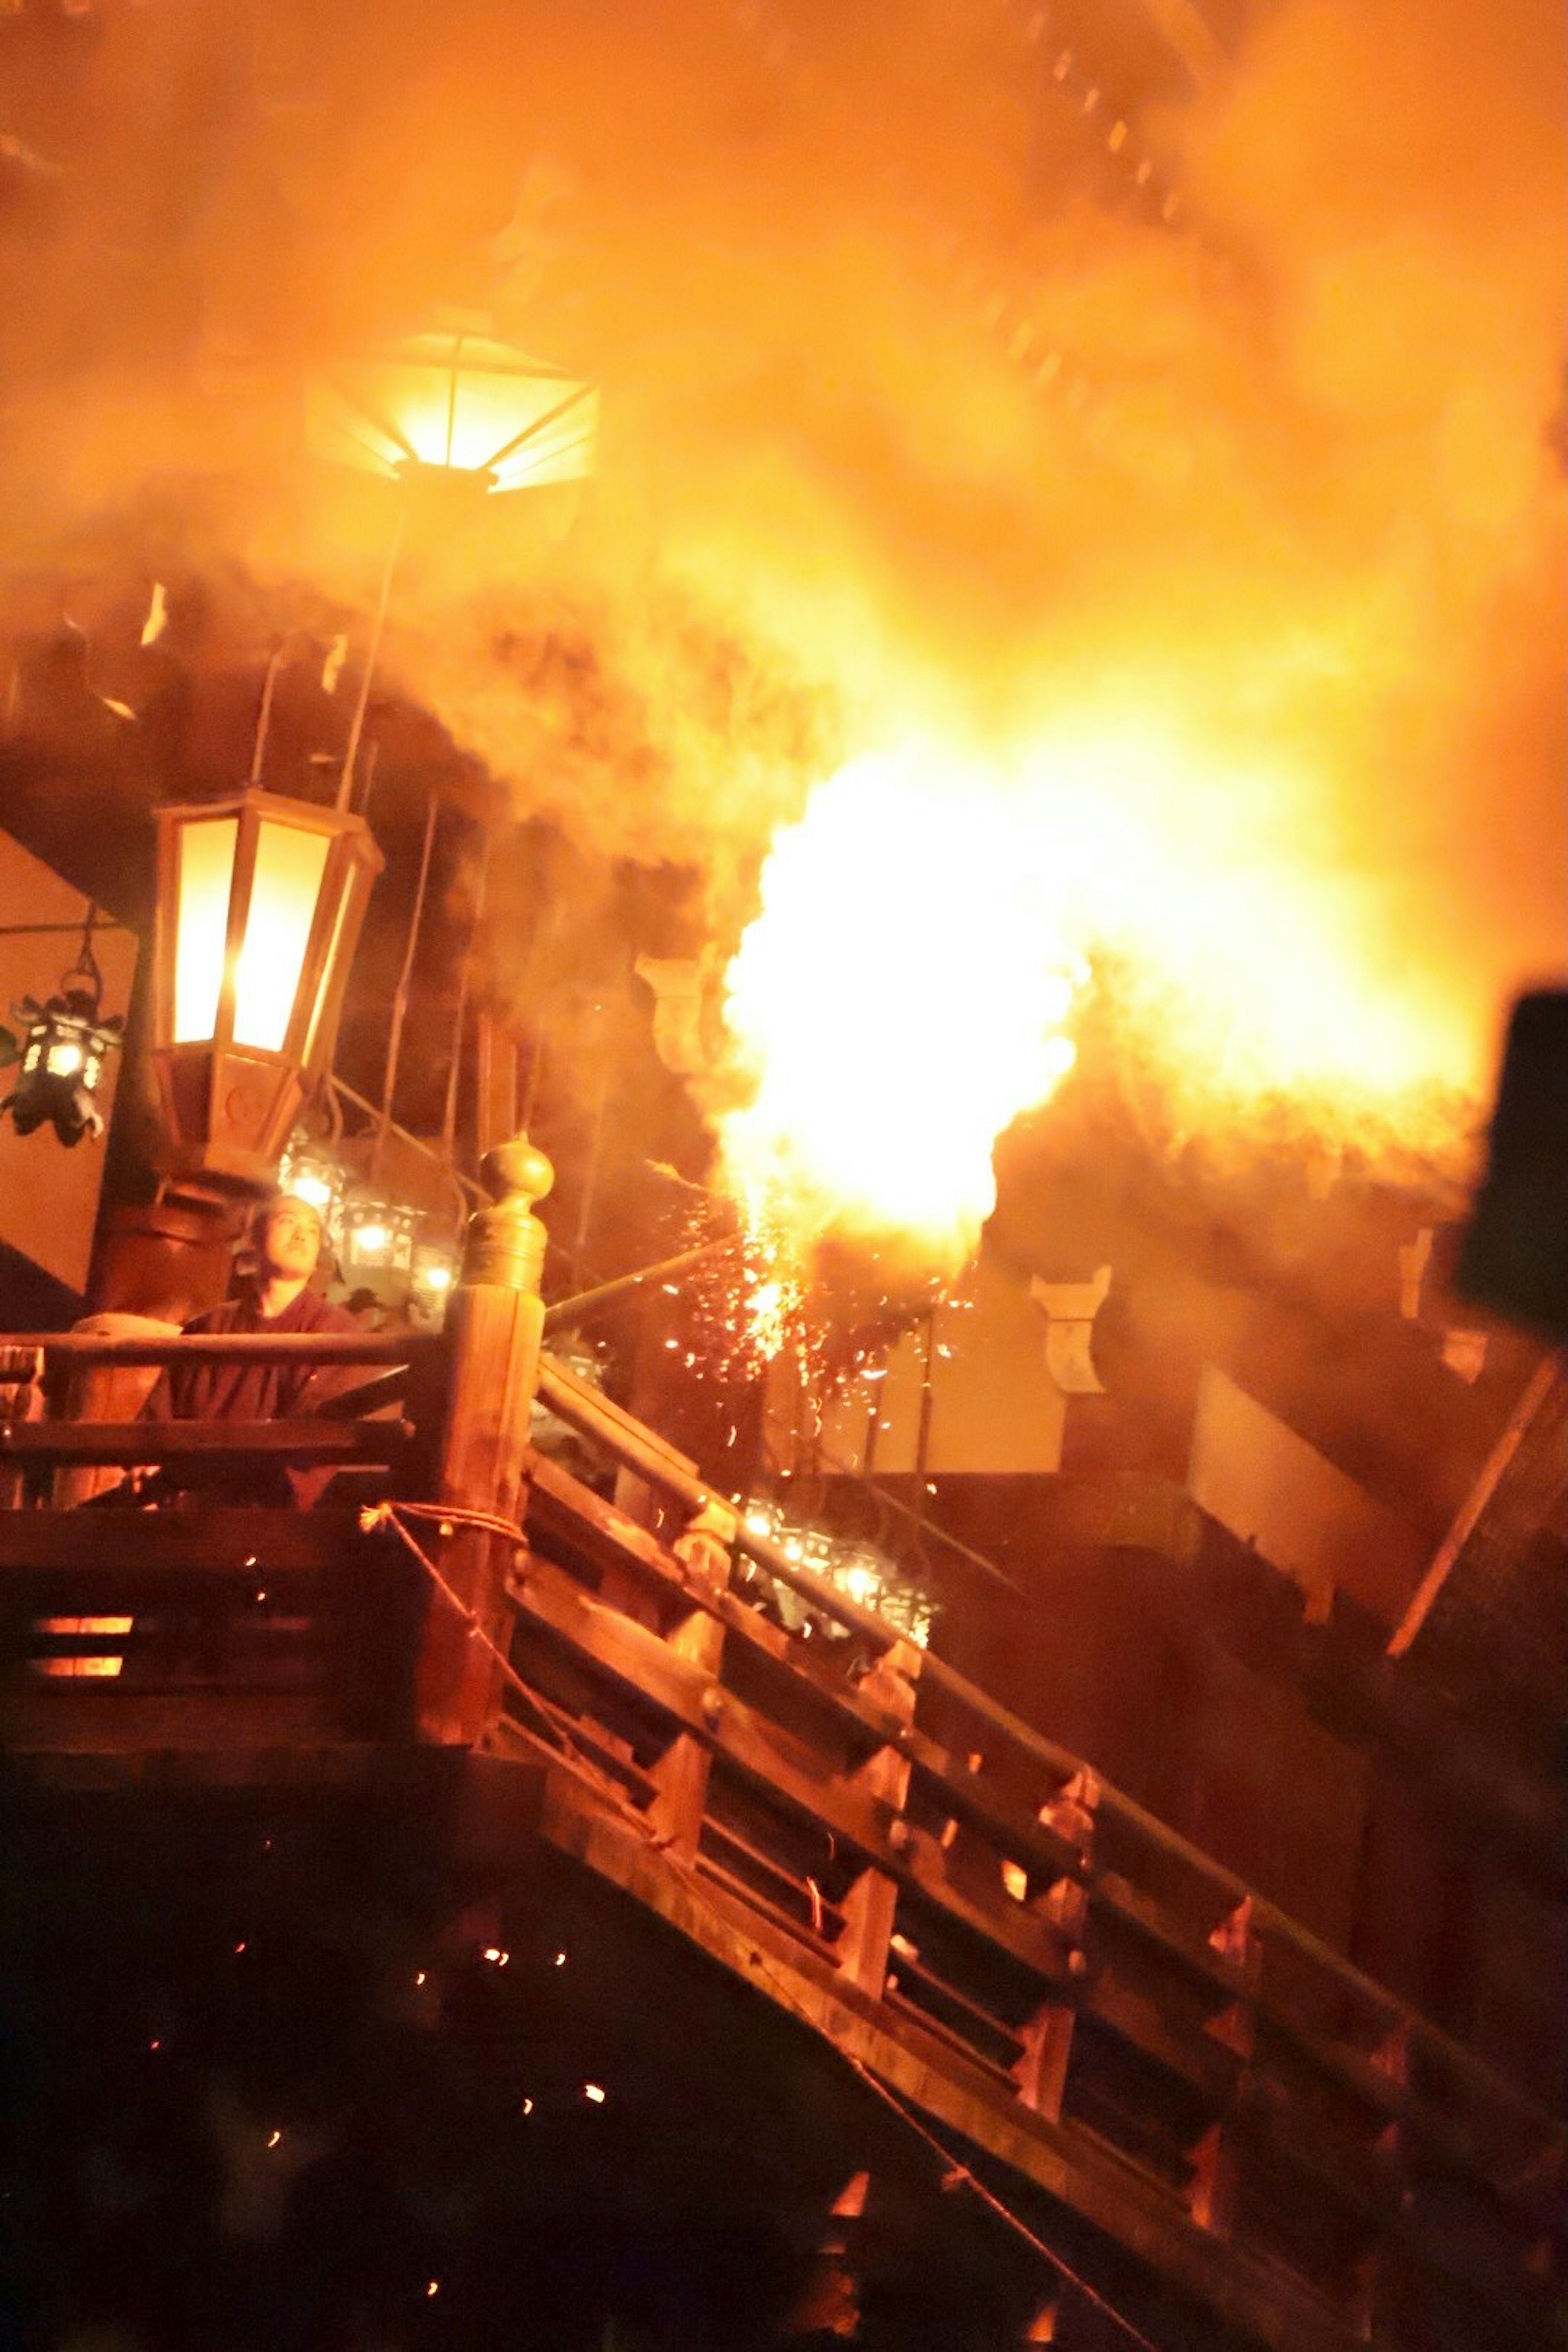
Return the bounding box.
[0,1143,1561,2352]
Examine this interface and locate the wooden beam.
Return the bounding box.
[0,1421,412,1464]
[1388,1359,1561,1657]
[0,1508,363,1572]
[8,1332,434,1366]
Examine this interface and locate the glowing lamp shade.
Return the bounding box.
[309,329,597,494]
[151,791,382,1187]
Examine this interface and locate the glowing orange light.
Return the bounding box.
[153,790,382,1187]
[713,719,1470,1323]
[310,329,597,494]
[170,814,330,1051]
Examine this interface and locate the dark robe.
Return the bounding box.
[141,1287,362,1506]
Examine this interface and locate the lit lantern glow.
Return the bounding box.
[151,791,382,1187]
[277,1134,343,1220]
[2,985,123,1146]
[340,1190,417,1281]
[410,1238,459,1322]
[309,327,597,495]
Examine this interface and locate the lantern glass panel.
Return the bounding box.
[302,880,354,1067]
[233,820,330,1052]
[173,817,238,1042]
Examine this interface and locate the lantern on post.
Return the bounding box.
[149,791,383,1191]
[308,325,598,497]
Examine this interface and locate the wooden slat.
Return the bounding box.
[0,1507,367,1571]
[10,1332,431,1366]
[0,1420,412,1464]
[512,1555,896,1860]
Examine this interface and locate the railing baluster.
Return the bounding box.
[647,1500,736,1860]
[835,1637,921,1996]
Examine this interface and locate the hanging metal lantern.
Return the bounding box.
[308,324,597,496]
[149,788,383,1189]
[277,1131,345,1225]
[410,1235,460,1321]
[339,1188,418,1282]
[0,912,124,1148]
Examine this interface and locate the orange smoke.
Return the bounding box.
[0,0,1560,1199]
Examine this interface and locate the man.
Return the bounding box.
[142,1193,361,1503]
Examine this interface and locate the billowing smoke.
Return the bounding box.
[3,0,1563,1164]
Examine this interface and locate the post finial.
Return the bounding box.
[459,1134,555,1292]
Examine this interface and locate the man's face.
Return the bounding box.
[258,1200,323,1283]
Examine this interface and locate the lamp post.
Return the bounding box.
[147,789,383,1194]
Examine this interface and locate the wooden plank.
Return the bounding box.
[1,1691,352,1752]
[0,1508,368,1572]
[537,1355,705,1495]
[511,1555,895,1860]
[898,1827,1074,1989]
[1090,1871,1256,2006]
[0,1421,412,1464]
[8,1332,432,1366]
[1080,1969,1239,2105]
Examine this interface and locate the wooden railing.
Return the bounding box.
[0,1142,1561,2352]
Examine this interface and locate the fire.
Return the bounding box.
[716,747,1083,1272]
[714,715,1473,1323]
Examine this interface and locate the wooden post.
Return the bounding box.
[835,1638,921,1996]
[1014,1768,1098,2121]
[416,1136,553,1745]
[1188,2121,1239,2238]
[646,1499,737,1860]
[0,1345,42,1508]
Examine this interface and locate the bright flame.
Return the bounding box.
[715,717,1473,1293]
[717,747,1082,1269]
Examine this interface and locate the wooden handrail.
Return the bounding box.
[6,1332,438,1368]
[533,1351,1561,2138]
[0,1419,412,1463]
